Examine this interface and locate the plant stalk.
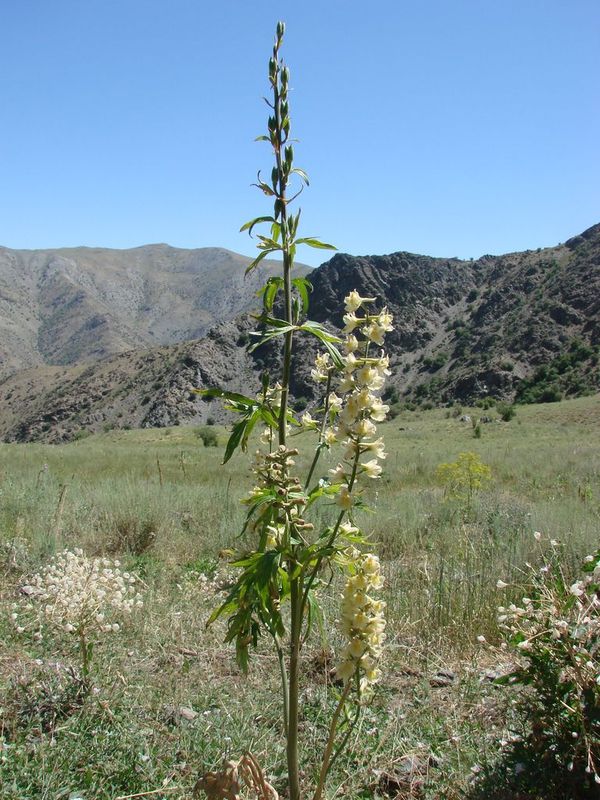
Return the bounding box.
[287,574,302,800]
[312,681,352,800]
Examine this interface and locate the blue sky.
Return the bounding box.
[1,0,598,266]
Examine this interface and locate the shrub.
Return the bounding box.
[483,540,600,796]
[436,451,491,505]
[496,401,516,422]
[195,426,218,447]
[383,385,399,404]
[423,352,448,371]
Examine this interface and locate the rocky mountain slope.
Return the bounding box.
[0,244,310,379]
[1,224,598,443]
[308,223,600,405]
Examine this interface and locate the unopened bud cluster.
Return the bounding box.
[13,549,143,638]
[246,446,312,547]
[335,550,386,690]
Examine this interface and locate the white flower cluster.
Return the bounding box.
[494,540,600,783]
[318,290,393,509]
[13,549,143,637]
[335,550,386,689]
[496,548,599,682]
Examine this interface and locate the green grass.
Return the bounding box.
[1,396,599,798]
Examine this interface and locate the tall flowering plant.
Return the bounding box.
[201,23,392,800]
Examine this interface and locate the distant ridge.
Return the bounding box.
[0,224,598,443]
[0,243,311,379]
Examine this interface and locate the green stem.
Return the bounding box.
[271,33,300,798]
[312,681,352,800]
[300,438,363,621]
[257,604,290,737]
[276,634,290,737]
[288,574,302,800]
[304,371,333,490]
[273,54,293,448]
[79,628,91,693]
[325,693,362,779]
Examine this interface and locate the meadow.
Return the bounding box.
[1,395,599,799]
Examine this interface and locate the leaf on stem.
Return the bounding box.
[240,215,276,235]
[295,237,337,250]
[292,277,312,315]
[245,249,274,275]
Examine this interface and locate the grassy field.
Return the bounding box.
[1,396,599,799]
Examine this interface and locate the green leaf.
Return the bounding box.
[257,235,281,251]
[247,321,297,353]
[297,321,344,367]
[246,249,273,275]
[299,320,341,342]
[304,591,325,642]
[196,387,256,408]
[257,277,284,313]
[306,482,339,507]
[260,406,279,429]
[319,339,345,369]
[252,181,276,197]
[295,237,337,250]
[292,276,312,315]
[223,418,248,464]
[240,215,275,235]
[240,407,262,451]
[291,167,310,185]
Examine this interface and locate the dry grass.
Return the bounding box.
[0,395,598,798]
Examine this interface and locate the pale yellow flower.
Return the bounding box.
[336,485,354,510]
[363,322,386,346]
[370,398,389,422]
[344,290,375,312]
[343,334,360,353]
[361,459,382,478]
[342,312,360,333]
[353,418,377,438]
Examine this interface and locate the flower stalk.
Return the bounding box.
[203,23,393,799]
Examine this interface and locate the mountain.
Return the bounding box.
[307,223,600,405]
[0,244,311,379]
[1,224,598,443]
